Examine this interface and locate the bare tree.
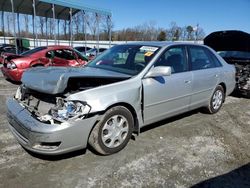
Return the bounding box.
[73,13,81,40]
[140,21,157,41]
[193,24,205,40]
[179,26,187,40]
[62,20,68,39]
[23,14,29,37]
[167,22,181,41]
[39,16,45,38]
[101,16,114,40]
[186,25,194,40]
[86,13,99,40]
[48,18,54,39]
[6,13,11,36]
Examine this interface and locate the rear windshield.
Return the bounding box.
[21,47,47,56]
[218,51,250,59]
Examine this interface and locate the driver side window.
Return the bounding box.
[155,46,188,73]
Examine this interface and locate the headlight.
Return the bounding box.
[49,99,91,122]
[7,61,17,69]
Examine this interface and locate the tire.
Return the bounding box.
[88,106,134,155]
[205,85,225,114]
[246,91,250,99]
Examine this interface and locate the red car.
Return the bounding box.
[1,45,88,82]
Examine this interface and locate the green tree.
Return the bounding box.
[186,25,194,40]
[157,31,166,41]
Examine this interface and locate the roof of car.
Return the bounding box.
[46,45,73,49]
[125,41,203,47]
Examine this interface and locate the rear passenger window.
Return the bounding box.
[207,49,222,67]
[189,46,216,70]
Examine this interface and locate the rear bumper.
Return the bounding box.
[1,67,23,81]
[6,98,99,155]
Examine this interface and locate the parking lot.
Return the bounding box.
[0,68,249,188]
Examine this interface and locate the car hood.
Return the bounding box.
[204,30,250,52]
[21,66,131,94]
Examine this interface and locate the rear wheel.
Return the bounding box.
[205,85,225,114]
[88,106,134,155]
[246,91,250,99]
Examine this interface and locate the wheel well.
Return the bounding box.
[31,64,44,67]
[106,103,139,134]
[218,82,227,102]
[219,82,226,94]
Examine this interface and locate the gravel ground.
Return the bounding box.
[0,69,249,188]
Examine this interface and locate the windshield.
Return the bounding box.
[74,49,88,61]
[87,48,97,53]
[21,47,47,56]
[218,51,250,59]
[87,44,160,75]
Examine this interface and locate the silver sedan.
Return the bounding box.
[6,42,236,155]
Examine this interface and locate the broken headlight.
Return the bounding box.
[50,99,91,122]
[39,99,91,123]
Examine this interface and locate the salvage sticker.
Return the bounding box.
[144,51,154,56]
[140,46,158,52]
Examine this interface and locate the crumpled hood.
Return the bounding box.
[21,66,131,94]
[2,53,23,61]
[204,30,250,52]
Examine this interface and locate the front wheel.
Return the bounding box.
[88,106,134,155]
[205,85,225,114]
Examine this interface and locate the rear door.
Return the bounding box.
[188,46,220,108]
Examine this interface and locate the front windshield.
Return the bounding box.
[88,48,96,52]
[21,46,47,56]
[87,44,160,75]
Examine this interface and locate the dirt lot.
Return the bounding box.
[0,68,249,188]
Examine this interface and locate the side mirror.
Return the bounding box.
[145,66,171,78]
[46,51,55,59]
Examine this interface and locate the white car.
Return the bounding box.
[7,42,235,156]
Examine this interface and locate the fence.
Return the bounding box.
[0,36,203,49]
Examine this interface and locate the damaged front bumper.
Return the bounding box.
[6,98,99,155]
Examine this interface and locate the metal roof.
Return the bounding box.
[0,0,112,20]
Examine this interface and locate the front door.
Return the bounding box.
[142,46,192,125]
[51,49,77,66]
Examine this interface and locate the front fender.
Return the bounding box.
[67,77,144,128]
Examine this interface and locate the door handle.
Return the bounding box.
[184,80,191,84]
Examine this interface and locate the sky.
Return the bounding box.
[68,0,250,36]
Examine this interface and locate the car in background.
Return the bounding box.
[204,30,250,97]
[0,44,30,64]
[6,42,235,155]
[86,47,107,60]
[74,46,92,54]
[1,45,88,82]
[0,44,30,55]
